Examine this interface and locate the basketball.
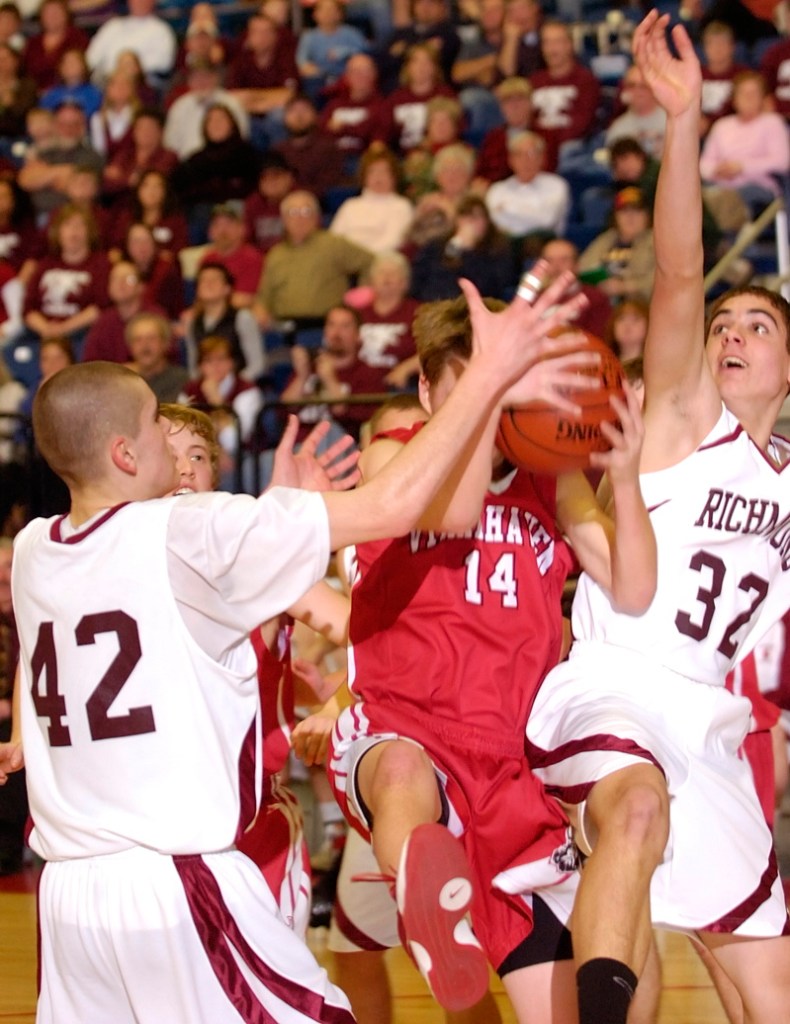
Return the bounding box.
[496,329,626,474]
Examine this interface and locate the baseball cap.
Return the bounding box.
[187,21,218,38]
[211,200,244,220]
[496,77,532,100]
[614,186,647,211]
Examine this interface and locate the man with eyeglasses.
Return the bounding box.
[253,189,373,333]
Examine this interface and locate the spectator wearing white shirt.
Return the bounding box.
[485,129,569,240]
[163,59,249,161]
[85,0,176,86]
[330,143,413,253]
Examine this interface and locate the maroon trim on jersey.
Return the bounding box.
[173,855,355,1024]
[49,504,131,544]
[698,422,742,453]
[235,719,258,846]
[524,732,665,806]
[700,846,790,934]
[332,895,390,952]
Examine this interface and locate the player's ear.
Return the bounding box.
[417,374,433,415]
[109,434,138,476]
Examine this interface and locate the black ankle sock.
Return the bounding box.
[576,957,638,1024]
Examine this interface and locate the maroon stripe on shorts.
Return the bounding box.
[525,732,664,773]
[174,855,355,1023]
[701,847,790,934]
[235,718,258,845]
[332,896,390,952]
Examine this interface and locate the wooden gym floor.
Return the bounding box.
[0,863,738,1024]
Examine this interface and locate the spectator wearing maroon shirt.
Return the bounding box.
[497,0,544,79]
[759,35,790,120]
[122,221,184,321]
[0,176,42,283]
[89,70,140,164]
[539,236,612,341]
[45,165,112,250]
[281,303,391,442]
[356,250,420,389]
[22,0,90,92]
[273,94,345,203]
[319,53,389,172]
[81,258,165,364]
[474,75,558,185]
[180,334,262,453]
[21,204,109,369]
[244,152,295,255]
[700,21,749,136]
[172,6,231,81]
[101,109,179,209]
[528,20,601,171]
[383,43,458,155]
[226,13,300,151]
[109,169,188,258]
[198,201,263,308]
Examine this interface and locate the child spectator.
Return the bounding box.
[184,262,265,382]
[38,49,102,120]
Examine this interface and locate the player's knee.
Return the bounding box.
[608,782,669,856]
[371,741,434,795]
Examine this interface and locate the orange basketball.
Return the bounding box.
[496,329,626,475]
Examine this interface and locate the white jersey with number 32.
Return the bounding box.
[573,407,790,685]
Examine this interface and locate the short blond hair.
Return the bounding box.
[159,403,221,486]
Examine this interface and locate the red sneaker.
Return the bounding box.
[396,823,489,1012]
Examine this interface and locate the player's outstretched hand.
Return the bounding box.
[0,740,23,785]
[633,9,701,118]
[459,264,590,391]
[291,712,335,767]
[503,338,602,414]
[269,416,361,493]
[589,381,645,479]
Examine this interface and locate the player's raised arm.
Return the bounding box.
[323,274,594,550]
[634,12,721,462]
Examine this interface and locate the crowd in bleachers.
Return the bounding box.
[0,0,789,499]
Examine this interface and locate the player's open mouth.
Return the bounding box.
[721,356,747,369]
[173,486,195,495]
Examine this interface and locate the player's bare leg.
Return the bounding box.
[502,960,578,1024]
[697,932,790,1023]
[357,741,488,1011]
[333,950,393,1024]
[571,763,670,1023]
[690,937,743,1024]
[445,990,503,1024]
[627,938,661,1024]
[333,949,503,1024]
[357,740,443,875]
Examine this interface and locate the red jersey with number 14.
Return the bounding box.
[348,441,572,742]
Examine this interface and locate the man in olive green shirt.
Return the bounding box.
[253,190,373,329]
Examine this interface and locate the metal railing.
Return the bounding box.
[703,196,789,300]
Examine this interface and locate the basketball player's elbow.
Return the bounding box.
[610,567,656,616]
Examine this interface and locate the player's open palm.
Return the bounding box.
[633,10,701,119]
[459,269,590,387]
[503,342,602,414]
